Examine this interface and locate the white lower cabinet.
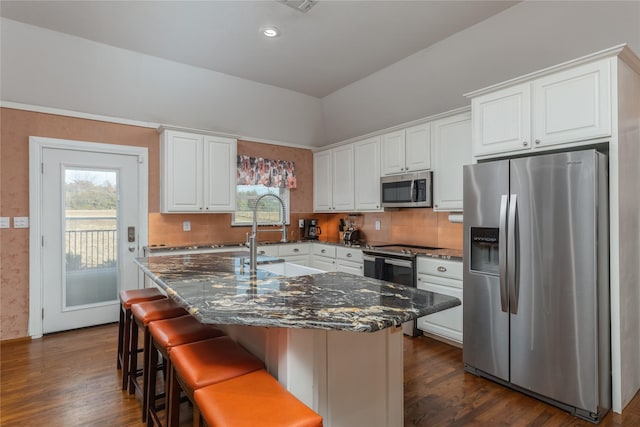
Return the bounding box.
[310,244,337,272]
[336,247,363,276]
[416,257,463,345]
[257,243,310,266]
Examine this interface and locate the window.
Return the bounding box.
[232,185,290,226]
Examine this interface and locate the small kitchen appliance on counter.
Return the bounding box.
[303,219,321,240]
[362,244,443,336]
[343,229,361,245]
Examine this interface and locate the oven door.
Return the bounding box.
[363,255,420,336]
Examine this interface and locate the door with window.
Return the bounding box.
[40,146,142,333]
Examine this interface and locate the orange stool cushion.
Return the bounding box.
[149,315,225,351]
[119,288,165,309]
[169,336,264,390]
[130,298,187,326]
[194,369,323,427]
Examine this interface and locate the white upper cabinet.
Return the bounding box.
[381,123,431,175]
[354,136,381,211]
[469,58,612,159]
[380,130,406,175]
[331,145,355,211]
[532,60,611,148]
[203,136,236,211]
[405,123,432,172]
[314,145,355,212]
[432,112,472,212]
[313,150,333,212]
[160,129,236,213]
[471,83,531,157]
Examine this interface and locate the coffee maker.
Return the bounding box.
[303,219,321,240]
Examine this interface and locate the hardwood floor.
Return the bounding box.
[1,324,640,426]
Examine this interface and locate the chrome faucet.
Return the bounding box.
[248,193,287,274]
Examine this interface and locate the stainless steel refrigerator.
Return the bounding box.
[463,149,610,423]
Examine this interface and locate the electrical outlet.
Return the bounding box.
[183,221,191,232]
[14,217,29,228]
[298,219,305,228]
[375,220,381,231]
[0,217,9,229]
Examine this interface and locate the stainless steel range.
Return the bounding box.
[362,244,441,336]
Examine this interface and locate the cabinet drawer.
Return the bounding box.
[416,257,462,281]
[336,247,362,263]
[312,244,336,258]
[279,243,309,257]
[256,246,279,257]
[284,254,310,266]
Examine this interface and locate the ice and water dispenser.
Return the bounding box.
[469,227,500,275]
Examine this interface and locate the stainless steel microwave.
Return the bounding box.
[380,171,432,208]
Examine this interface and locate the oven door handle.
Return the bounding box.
[363,254,377,262]
[384,258,413,268]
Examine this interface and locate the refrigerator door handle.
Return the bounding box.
[499,194,509,312]
[508,194,518,314]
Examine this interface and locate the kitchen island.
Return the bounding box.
[136,252,460,427]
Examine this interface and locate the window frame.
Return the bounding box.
[231,185,291,227]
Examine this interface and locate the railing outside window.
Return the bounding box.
[65,216,117,271]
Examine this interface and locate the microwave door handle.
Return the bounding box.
[499,195,509,313]
[508,194,518,314]
[412,180,418,203]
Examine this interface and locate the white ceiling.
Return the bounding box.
[0,0,517,98]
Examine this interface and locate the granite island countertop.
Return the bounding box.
[135,252,460,333]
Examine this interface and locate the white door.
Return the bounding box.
[40,147,142,333]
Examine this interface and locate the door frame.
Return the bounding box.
[28,136,148,338]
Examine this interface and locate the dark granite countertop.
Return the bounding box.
[135,252,460,333]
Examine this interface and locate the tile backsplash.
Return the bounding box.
[149,209,462,250]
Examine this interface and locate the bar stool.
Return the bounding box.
[194,369,323,427]
[167,336,265,427]
[118,288,166,390]
[146,315,225,427]
[130,298,188,421]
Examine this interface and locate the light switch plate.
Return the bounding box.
[375,220,381,231]
[14,217,29,228]
[183,221,191,232]
[0,217,9,228]
[298,219,305,228]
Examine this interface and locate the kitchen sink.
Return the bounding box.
[258,262,325,277]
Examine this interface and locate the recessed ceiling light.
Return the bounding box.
[261,26,280,38]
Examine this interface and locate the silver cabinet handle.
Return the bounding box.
[321,249,326,253]
[535,139,541,144]
[437,266,446,272]
[523,141,528,146]
[259,250,265,255]
[293,248,299,252]
[346,253,352,258]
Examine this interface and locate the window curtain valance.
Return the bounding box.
[236,155,297,189]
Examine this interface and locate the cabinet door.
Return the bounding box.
[311,256,336,272]
[331,145,355,211]
[354,137,381,211]
[533,60,611,148]
[337,260,363,276]
[432,113,472,211]
[405,123,431,172]
[161,131,203,212]
[204,136,236,212]
[381,130,406,175]
[472,83,531,157]
[313,150,333,212]
[416,279,463,343]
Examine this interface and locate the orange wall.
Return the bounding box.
[0,107,461,340]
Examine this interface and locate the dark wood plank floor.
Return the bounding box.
[2,324,640,426]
